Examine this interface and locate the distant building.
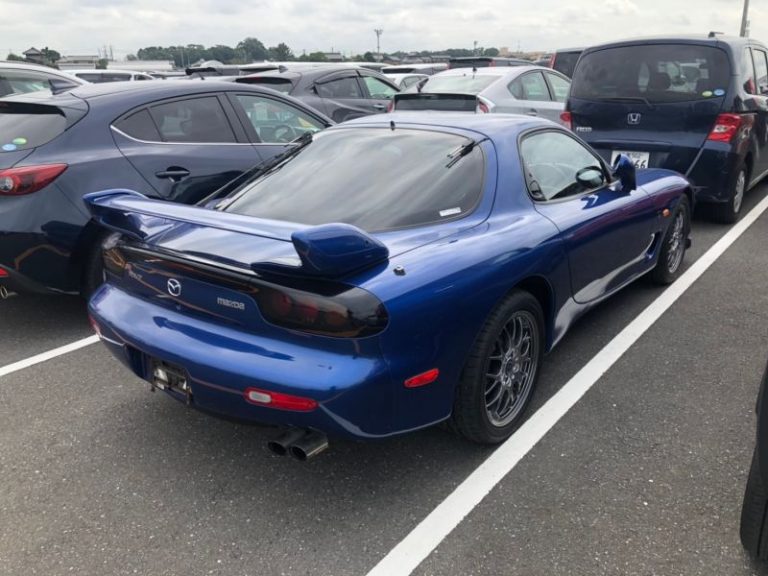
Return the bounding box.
[324,52,344,62]
[498,47,511,57]
[23,47,44,64]
[58,54,100,70]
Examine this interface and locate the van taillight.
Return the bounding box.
[0,164,67,196]
[708,113,744,143]
[256,283,388,338]
[560,111,573,130]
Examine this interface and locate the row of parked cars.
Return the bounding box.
[2,34,768,559]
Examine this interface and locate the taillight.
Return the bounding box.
[548,54,555,68]
[477,101,490,114]
[560,111,572,130]
[0,164,67,196]
[244,387,318,412]
[708,113,744,143]
[256,283,388,338]
[0,268,8,278]
[386,100,394,113]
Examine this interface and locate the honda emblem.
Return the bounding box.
[627,113,641,125]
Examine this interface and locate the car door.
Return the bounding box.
[747,47,768,181]
[226,92,329,160]
[313,71,371,123]
[357,72,399,114]
[111,94,264,204]
[503,71,563,122]
[520,129,657,303]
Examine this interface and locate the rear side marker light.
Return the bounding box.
[0,164,67,196]
[245,387,318,412]
[707,113,744,143]
[404,368,440,388]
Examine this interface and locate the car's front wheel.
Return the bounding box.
[651,196,690,285]
[741,446,768,561]
[451,290,544,444]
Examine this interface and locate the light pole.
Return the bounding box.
[473,40,478,56]
[374,29,383,60]
[740,0,750,36]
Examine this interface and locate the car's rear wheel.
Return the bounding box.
[740,446,768,561]
[451,290,544,444]
[81,231,113,299]
[713,163,748,224]
[651,196,690,285]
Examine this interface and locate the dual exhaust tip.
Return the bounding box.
[267,428,329,461]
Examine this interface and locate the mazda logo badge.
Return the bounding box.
[167,278,182,297]
[627,113,641,125]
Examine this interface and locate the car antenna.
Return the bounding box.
[390,120,396,131]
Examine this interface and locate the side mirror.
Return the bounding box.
[612,154,637,192]
[576,166,606,189]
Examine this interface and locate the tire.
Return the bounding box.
[80,232,111,299]
[451,290,544,444]
[740,446,768,561]
[650,196,690,285]
[713,163,748,224]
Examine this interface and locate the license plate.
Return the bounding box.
[611,150,650,169]
[150,359,192,398]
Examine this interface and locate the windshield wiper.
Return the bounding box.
[446,138,485,168]
[594,96,655,110]
[213,132,314,210]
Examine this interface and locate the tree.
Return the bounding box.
[236,37,268,62]
[362,51,376,62]
[41,47,61,66]
[6,53,24,62]
[483,47,500,57]
[268,42,293,61]
[96,58,109,70]
[126,54,138,61]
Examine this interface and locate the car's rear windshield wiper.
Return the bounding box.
[446,138,485,168]
[593,96,655,110]
[212,132,314,210]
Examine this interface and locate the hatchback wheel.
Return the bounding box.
[714,164,748,224]
[452,290,544,444]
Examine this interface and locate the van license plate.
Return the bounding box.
[612,150,650,169]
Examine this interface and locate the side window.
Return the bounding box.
[743,48,757,94]
[520,131,605,201]
[0,70,53,95]
[361,76,397,99]
[315,77,363,99]
[508,78,524,99]
[752,49,768,95]
[235,94,324,143]
[114,109,162,141]
[520,72,551,102]
[149,97,236,143]
[545,73,571,103]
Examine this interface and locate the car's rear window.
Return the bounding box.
[236,77,294,94]
[421,74,499,94]
[552,51,582,78]
[571,44,731,103]
[0,103,67,152]
[223,128,485,231]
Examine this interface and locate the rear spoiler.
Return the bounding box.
[393,93,479,113]
[83,190,388,278]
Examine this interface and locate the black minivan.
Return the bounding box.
[563,35,768,223]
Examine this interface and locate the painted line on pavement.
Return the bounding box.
[0,335,100,379]
[366,194,768,576]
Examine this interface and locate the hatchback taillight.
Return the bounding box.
[386,100,394,113]
[707,113,745,143]
[0,164,67,196]
[560,111,573,130]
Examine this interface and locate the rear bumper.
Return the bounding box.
[0,264,55,294]
[88,285,415,440]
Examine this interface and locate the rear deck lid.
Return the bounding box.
[569,42,731,173]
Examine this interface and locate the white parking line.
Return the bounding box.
[366,194,768,576]
[0,335,99,379]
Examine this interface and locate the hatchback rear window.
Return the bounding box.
[223,128,485,231]
[571,44,731,103]
[421,74,499,94]
[0,103,67,152]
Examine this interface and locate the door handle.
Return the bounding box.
[525,109,538,116]
[155,167,190,180]
[373,103,387,110]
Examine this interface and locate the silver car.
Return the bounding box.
[0,61,85,97]
[404,65,571,123]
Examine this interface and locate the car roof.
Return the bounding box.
[0,61,86,81]
[339,111,552,139]
[67,69,149,75]
[430,65,549,78]
[584,34,764,53]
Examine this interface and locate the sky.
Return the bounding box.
[1,0,763,59]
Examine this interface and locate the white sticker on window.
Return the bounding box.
[439,207,462,217]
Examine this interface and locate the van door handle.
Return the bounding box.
[155,167,190,180]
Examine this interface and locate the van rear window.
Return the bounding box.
[0,104,67,152]
[571,44,731,103]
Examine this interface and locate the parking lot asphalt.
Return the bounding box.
[2,186,768,576]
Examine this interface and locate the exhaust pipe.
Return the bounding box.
[0,286,17,299]
[289,431,329,461]
[267,428,308,457]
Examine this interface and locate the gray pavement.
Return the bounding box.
[1,186,768,576]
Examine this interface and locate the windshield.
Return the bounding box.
[224,128,485,231]
[571,44,731,103]
[420,74,499,94]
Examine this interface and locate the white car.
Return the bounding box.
[399,66,571,123]
[0,61,85,96]
[384,73,428,90]
[68,69,156,83]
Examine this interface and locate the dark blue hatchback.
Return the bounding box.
[0,81,331,296]
[564,35,768,223]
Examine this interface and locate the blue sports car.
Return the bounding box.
[86,113,692,458]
